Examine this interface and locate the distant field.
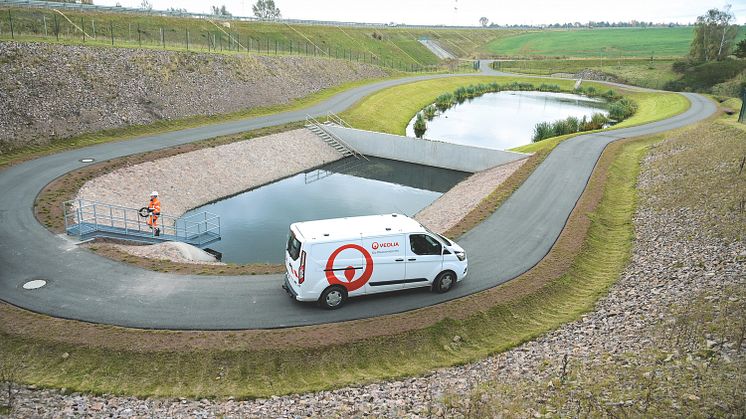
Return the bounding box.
[486,27,699,58]
[0,7,515,65]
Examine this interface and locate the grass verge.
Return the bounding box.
[2,125,663,398]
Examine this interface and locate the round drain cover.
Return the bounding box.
[23,279,47,290]
[80,158,95,163]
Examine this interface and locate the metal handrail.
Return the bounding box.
[63,199,220,244]
[306,115,369,161]
[326,112,352,128]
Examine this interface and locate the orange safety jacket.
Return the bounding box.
[148,197,161,215]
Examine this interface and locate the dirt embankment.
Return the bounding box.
[0,41,390,153]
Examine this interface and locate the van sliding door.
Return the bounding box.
[362,235,406,294]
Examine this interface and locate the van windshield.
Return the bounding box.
[424,227,453,246]
[286,231,302,261]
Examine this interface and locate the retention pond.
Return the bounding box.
[406,91,609,150]
[181,157,468,264]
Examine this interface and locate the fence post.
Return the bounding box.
[54,14,59,41]
[137,24,141,46]
[81,17,85,42]
[110,21,114,45]
[92,19,96,40]
[8,10,13,40]
[160,27,164,49]
[43,15,48,37]
[739,89,746,124]
[186,28,189,50]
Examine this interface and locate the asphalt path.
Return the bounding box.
[0,68,716,329]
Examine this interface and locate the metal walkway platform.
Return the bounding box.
[63,199,221,248]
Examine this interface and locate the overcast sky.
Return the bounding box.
[95,0,746,26]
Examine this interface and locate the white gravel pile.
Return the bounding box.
[113,242,224,265]
[415,158,527,234]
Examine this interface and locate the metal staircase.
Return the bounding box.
[305,114,368,161]
[63,199,221,248]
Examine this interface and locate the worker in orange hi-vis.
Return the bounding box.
[147,191,161,236]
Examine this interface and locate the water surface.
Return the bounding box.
[182,157,468,264]
[406,91,608,150]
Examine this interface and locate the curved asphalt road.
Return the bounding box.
[0,67,716,329]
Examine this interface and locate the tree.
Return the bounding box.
[211,5,232,16]
[734,39,746,58]
[140,0,152,11]
[479,17,489,27]
[252,0,281,20]
[690,5,739,62]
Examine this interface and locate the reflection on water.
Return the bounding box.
[181,157,468,264]
[406,91,609,150]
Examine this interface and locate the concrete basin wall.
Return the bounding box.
[322,125,529,173]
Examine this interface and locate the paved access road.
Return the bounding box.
[0,68,716,329]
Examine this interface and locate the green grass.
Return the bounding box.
[494,58,679,89]
[0,122,659,398]
[485,27,707,58]
[0,6,514,64]
[339,76,690,144]
[0,75,399,168]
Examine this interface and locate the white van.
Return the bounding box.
[282,214,468,309]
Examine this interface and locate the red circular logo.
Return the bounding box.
[325,244,374,292]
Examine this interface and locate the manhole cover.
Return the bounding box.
[79,158,95,163]
[23,279,47,290]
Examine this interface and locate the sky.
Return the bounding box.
[95,0,746,26]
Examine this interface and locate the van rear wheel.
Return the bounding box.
[319,285,347,310]
[433,271,456,293]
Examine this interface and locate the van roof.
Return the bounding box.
[291,214,425,243]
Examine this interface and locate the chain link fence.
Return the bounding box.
[0,7,477,73]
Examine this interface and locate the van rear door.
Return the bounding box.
[404,233,444,287]
[362,235,406,294]
[286,228,305,286]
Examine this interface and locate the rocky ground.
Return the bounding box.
[0,41,389,153]
[551,68,621,83]
[4,123,743,416]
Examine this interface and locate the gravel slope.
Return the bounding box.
[0,41,389,153]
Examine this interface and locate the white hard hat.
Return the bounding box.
[150,191,158,197]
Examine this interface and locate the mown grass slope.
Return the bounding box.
[0,6,514,64]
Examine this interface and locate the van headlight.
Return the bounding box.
[456,251,466,261]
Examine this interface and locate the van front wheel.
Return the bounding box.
[319,285,348,309]
[433,271,456,293]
